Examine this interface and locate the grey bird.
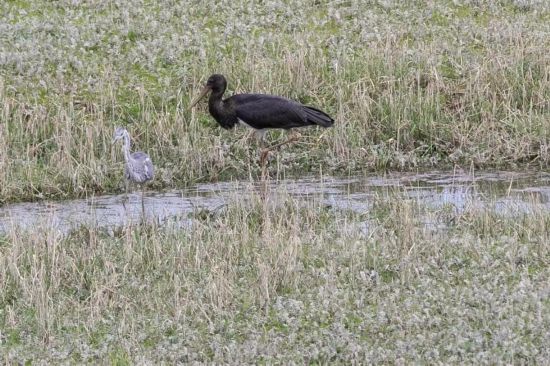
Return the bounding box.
[112,127,154,214]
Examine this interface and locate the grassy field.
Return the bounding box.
[1,187,549,363]
[1,0,550,363]
[0,0,549,202]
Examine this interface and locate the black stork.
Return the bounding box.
[189,74,334,165]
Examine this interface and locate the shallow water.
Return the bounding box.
[1,170,550,235]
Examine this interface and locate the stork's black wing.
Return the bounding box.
[228,94,315,130]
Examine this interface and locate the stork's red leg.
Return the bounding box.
[259,130,302,165]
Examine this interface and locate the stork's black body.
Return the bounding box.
[190,74,334,167]
[193,74,334,132]
[211,93,335,132]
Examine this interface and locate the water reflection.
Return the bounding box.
[1,170,549,234]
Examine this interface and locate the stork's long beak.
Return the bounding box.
[189,85,211,109]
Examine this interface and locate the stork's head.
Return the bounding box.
[112,127,128,144]
[205,74,227,92]
[189,74,227,108]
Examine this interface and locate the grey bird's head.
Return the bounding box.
[112,127,129,144]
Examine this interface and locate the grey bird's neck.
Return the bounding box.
[121,133,131,162]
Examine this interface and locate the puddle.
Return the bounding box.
[1,170,550,235]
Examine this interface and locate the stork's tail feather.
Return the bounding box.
[304,106,334,127]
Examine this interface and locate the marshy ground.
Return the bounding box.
[2,172,549,363]
[1,0,549,363]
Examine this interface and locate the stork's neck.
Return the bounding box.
[122,134,131,162]
[208,88,225,115]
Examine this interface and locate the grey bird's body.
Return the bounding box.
[112,127,154,213]
[123,151,154,184]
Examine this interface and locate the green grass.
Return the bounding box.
[0,190,548,363]
[0,1,549,202]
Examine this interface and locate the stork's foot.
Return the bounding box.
[259,135,301,166]
[266,136,301,153]
[288,130,302,141]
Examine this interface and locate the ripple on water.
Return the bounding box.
[1,170,549,235]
